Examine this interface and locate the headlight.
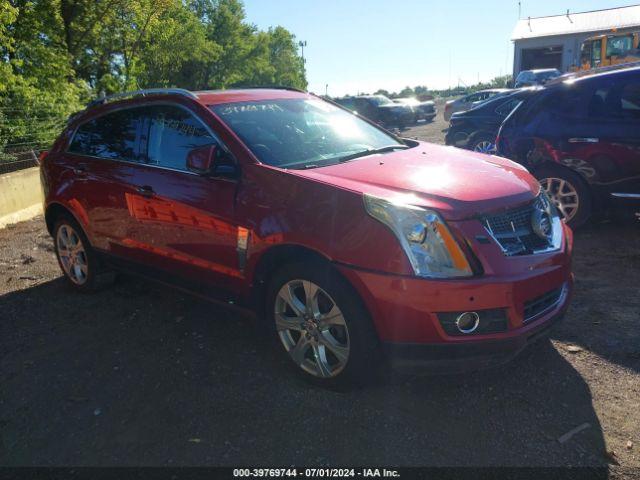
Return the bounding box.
[364,194,473,278]
[538,189,563,250]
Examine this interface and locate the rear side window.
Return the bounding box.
[144,105,218,171]
[587,79,640,120]
[69,109,142,162]
[620,83,640,119]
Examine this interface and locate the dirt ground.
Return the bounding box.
[0,109,639,473]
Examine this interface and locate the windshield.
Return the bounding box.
[368,95,394,106]
[536,70,560,81]
[210,98,401,169]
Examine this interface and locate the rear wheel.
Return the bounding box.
[266,261,380,387]
[53,215,113,291]
[535,164,591,228]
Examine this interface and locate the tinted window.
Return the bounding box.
[69,109,142,161]
[620,83,640,119]
[145,105,217,171]
[587,80,640,120]
[496,98,522,116]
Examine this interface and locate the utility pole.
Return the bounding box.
[518,1,522,19]
[325,84,328,96]
[299,40,307,65]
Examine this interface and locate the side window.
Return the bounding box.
[619,83,640,119]
[496,98,522,117]
[144,105,218,171]
[587,80,640,120]
[606,35,633,57]
[592,39,602,66]
[69,109,142,162]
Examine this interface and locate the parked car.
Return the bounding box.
[41,87,573,386]
[497,65,640,228]
[443,89,510,121]
[445,89,539,153]
[514,69,561,88]
[334,95,414,128]
[393,97,437,122]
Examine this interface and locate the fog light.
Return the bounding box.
[455,311,480,334]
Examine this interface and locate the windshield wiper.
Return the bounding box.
[337,144,409,163]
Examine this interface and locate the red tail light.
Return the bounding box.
[37,150,48,165]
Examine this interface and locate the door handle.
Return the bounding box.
[568,137,599,143]
[136,185,155,198]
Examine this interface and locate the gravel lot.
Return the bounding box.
[1,107,639,472]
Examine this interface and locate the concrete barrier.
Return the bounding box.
[0,167,43,228]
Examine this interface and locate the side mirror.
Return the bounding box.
[187,144,216,175]
[186,144,238,179]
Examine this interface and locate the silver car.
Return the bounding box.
[443,89,511,121]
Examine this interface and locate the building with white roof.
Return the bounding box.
[512,4,640,75]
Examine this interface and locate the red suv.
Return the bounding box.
[40,87,574,386]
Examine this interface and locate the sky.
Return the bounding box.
[243,0,633,96]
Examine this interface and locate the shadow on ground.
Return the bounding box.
[1,273,609,469]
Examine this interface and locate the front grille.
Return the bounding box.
[482,196,552,256]
[524,287,564,323]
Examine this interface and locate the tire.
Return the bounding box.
[534,164,592,229]
[53,214,113,292]
[470,132,497,154]
[265,260,380,387]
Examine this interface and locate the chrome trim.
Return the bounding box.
[568,137,598,143]
[89,88,197,107]
[611,192,640,199]
[524,283,568,324]
[481,196,562,257]
[455,312,480,334]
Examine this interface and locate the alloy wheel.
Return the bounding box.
[539,177,579,222]
[274,280,350,378]
[473,140,496,154]
[56,224,89,285]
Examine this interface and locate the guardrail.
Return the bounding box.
[0,149,41,175]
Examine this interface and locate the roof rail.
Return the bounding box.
[87,88,197,107]
[229,85,307,93]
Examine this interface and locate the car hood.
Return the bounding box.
[290,142,539,220]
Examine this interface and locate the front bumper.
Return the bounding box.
[382,307,565,373]
[336,224,573,372]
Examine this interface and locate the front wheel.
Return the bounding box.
[471,133,497,154]
[535,164,591,228]
[266,261,380,387]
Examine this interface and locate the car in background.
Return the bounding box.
[334,95,414,128]
[497,65,640,228]
[445,89,539,154]
[514,69,561,88]
[41,87,573,386]
[393,97,437,122]
[443,89,510,121]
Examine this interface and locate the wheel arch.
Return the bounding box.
[45,202,77,235]
[248,243,368,320]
